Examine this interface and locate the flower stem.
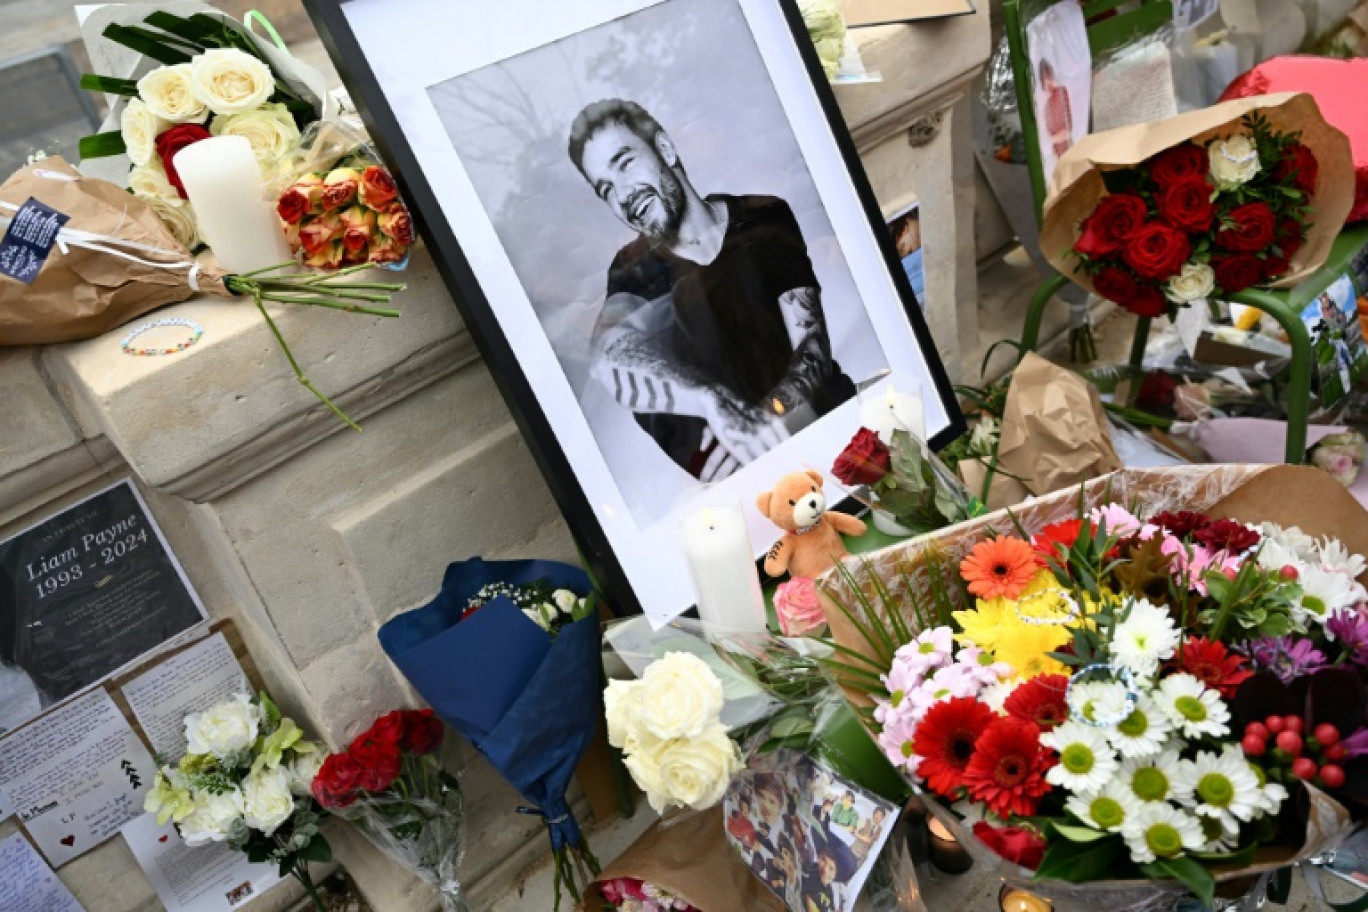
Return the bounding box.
[250,292,362,432]
[292,864,327,912]
[261,293,400,317]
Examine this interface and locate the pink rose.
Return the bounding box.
[775,577,825,637]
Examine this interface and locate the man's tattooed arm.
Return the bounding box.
[765,287,835,414]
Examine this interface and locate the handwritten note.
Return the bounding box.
[123,813,282,912]
[1092,41,1178,133]
[0,832,84,911]
[121,634,249,760]
[0,690,153,867]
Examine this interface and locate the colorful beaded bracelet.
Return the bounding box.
[120,317,204,356]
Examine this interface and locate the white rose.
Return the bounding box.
[288,746,324,797]
[521,607,550,631]
[1209,134,1261,187]
[654,725,741,811]
[120,98,168,167]
[1165,262,1216,303]
[209,102,300,176]
[190,48,275,115]
[179,788,245,846]
[137,64,208,124]
[603,679,646,750]
[185,693,261,758]
[638,652,725,740]
[242,766,295,835]
[145,195,200,250]
[553,589,579,615]
[129,159,181,203]
[622,742,673,814]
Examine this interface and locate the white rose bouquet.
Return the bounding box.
[78,8,324,250]
[144,691,332,911]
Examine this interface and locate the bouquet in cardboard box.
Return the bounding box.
[143,691,332,910]
[1041,94,1355,319]
[823,466,1368,908]
[377,559,601,912]
[312,709,470,912]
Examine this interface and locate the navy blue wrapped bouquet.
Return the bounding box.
[378,558,602,910]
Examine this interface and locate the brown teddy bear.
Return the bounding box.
[756,469,866,579]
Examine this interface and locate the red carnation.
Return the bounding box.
[1122,221,1191,280]
[1217,202,1277,253]
[1193,518,1260,553]
[1150,510,1211,538]
[1273,143,1319,195]
[1031,520,1086,563]
[1156,176,1217,233]
[1074,193,1149,259]
[964,717,1054,818]
[1127,284,1170,318]
[1149,143,1209,188]
[363,711,406,748]
[1093,266,1140,308]
[154,124,212,198]
[349,732,402,793]
[1003,674,1071,731]
[1213,254,1265,294]
[312,751,364,808]
[972,821,1047,870]
[1169,636,1253,700]
[832,427,891,487]
[912,697,996,799]
[401,709,444,755]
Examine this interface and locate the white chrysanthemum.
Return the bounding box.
[1119,750,1191,805]
[1065,779,1141,833]
[1248,761,1289,816]
[1172,746,1260,831]
[979,680,1013,715]
[1319,537,1367,579]
[1121,802,1206,865]
[1107,692,1173,760]
[1069,679,1131,726]
[1155,674,1230,739]
[1110,599,1181,677]
[1294,564,1358,627]
[1261,523,1320,562]
[1196,810,1241,855]
[1257,540,1308,575]
[1041,721,1119,793]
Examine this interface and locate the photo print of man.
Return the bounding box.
[429,0,889,527]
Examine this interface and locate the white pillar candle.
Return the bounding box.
[173,136,291,274]
[859,385,926,444]
[681,505,767,635]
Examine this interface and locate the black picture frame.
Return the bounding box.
[301,0,965,621]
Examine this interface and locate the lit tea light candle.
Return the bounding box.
[999,885,1053,912]
[173,135,291,274]
[859,385,926,443]
[926,816,973,874]
[680,503,767,635]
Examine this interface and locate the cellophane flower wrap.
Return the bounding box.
[377,558,601,911]
[312,709,469,911]
[822,466,1368,911]
[271,120,416,271]
[1040,93,1355,319]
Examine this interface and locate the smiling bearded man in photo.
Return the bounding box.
[569,98,856,482]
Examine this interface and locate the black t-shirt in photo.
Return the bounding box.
[603,194,854,475]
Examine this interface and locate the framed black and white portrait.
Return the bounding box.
[304,0,964,625]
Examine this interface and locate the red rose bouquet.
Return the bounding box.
[1042,94,1355,318]
[314,709,470,912]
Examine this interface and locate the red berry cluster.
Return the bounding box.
[1242,716,1346,789]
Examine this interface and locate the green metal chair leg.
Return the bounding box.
[1018,273,1072,356]
[1230,289,1313,464]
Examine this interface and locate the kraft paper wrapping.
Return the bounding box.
[995,352,1122,498]
[1040,93,1355,294]
[0,158,227,346]
[580,807,785,912]
[821,464,1361,910]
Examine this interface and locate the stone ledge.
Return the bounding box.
[42,246,474,502]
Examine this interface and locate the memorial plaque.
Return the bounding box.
[0,480,206,734]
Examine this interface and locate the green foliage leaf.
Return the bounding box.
[1049,822,1110,843]
[78,131,126,160]
[1140,856,1215,906]
[296,833,332,863]
[1034,835,1124,883]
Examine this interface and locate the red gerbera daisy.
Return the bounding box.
[1031,519,1087,562]
[963,717,1054,818]
[960,537,1041,600]
[1193,519,1261,554]
[912,697,996,799]
[1003,674,1071,731]
[1169,636,1253,700]
[1150,510,1211,538]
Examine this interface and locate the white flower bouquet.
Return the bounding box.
[144,691,332,911]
